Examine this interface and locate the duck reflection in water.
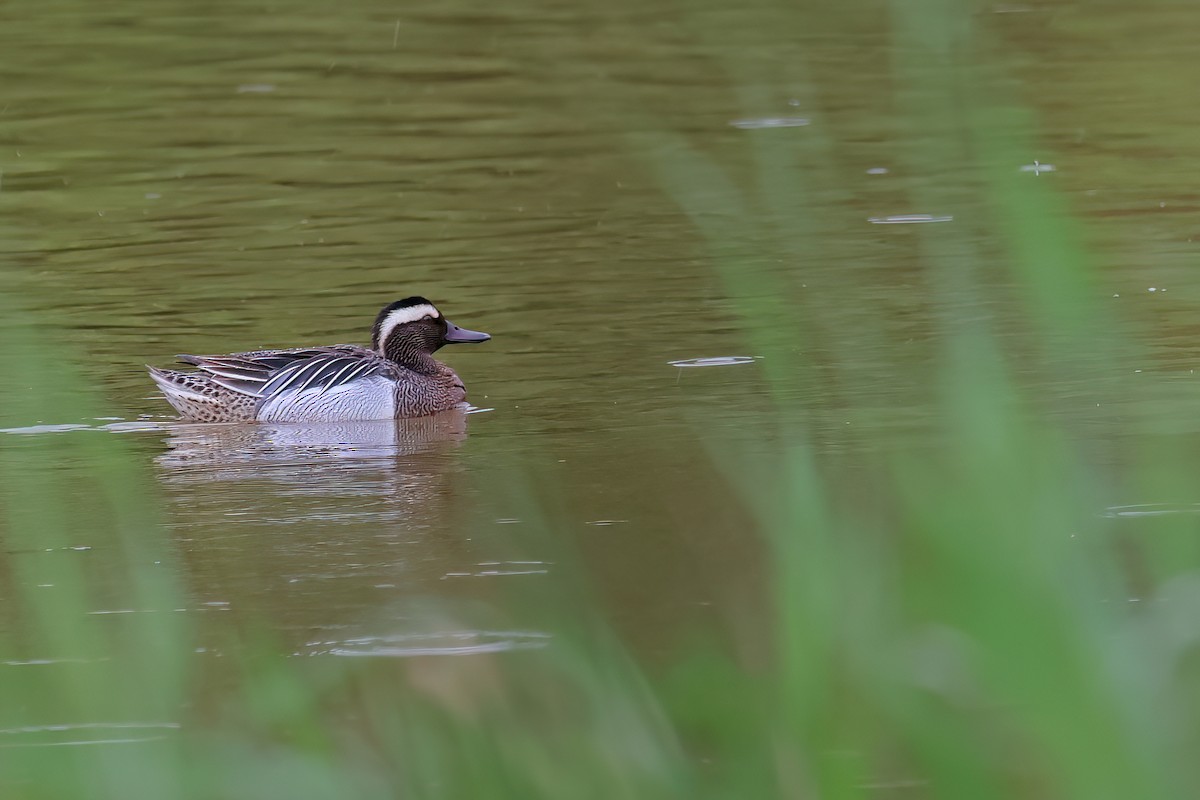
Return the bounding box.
[155,407,470,477]
[154,409,487,646]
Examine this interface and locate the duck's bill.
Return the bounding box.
[444,320,491,343]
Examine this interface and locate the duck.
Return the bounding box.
[148,296,490,423]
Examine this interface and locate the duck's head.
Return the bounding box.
[371,296,490,362]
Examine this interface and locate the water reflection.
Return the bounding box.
[154,409,501,645]
[155,408,470,476]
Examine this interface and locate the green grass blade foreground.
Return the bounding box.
[636,2,1200,798]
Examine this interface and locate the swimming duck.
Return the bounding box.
[148,297,490,423]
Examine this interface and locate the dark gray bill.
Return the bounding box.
[443,320,491,343]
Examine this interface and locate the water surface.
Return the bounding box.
[1,0,1199,755]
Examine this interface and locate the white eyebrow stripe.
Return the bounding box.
[386,304,439,326]
[377,304,439,347]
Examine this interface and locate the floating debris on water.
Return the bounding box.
[866,167,890,175]
[868,214,954,224]
[729,117,810,129]
[668,356,756,368]
[236,84,276,93]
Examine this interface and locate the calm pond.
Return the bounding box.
[1,0,1198,786]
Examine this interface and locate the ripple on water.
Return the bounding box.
[1103,503,1200,518]
[0,423,94,434]
[868,214,954,224]
[729,117,810,129]
[301,630,551,658]
[443,560,551,578]
[0,420,174,435]
[668,356,757,368]
[0,722,179,748]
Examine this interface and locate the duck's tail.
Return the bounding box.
[147,366,255,423]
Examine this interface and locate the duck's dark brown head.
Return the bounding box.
[371,296,490,364]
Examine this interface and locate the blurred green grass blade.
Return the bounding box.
[0,294,190,798]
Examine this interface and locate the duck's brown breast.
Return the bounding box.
[394,364,467,418]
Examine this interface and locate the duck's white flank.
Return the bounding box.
[377,304,439,347]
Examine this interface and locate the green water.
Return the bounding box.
[4,0,1200,796]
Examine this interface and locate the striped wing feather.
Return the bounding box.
[177,346,380,397]
[259,354,383,398]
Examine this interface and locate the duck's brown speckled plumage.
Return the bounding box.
[148,297,489,423]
